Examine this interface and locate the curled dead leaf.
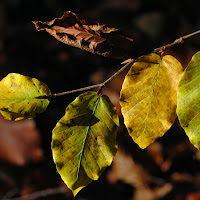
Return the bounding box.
[33,11,134,59]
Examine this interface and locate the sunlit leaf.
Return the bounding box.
[120,53,183,149]
[52,91,119,196]
[0,73,51,120]
[177,51,200,150]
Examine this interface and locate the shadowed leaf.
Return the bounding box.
[0,73,51,120]
[52,91,119,196]
[120,53,183,149]
[177,51,200,150]
[33,11,134,59]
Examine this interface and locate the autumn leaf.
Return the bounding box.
[52,91,119,196]
[0,114,43,166]
[0,73,51,120]
[33,11,134,59]
[108,148,172,200]
[177,51,200,150]
[120,53,183,149]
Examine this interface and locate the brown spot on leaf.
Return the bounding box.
[9,74,15,79]
[56,162,64,170]
[127,127,133,133]
[120,94,127,103]
[24,112,29,118]
[1,107,9,112]
[52,139,62,149]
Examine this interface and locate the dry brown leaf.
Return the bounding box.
[146,142,163,165]
[134,184,172,200]
[0,114,43,166]
[33,11,134,59]
[187,191,200,200]
[108,148,172,200]
[171,173,199,183]
[107,148,150,188]
[161,140,196,172]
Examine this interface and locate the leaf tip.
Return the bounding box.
[72,188,81,197]
[137,143,148,149]
[33,21,47,31]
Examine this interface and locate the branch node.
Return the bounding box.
[158,47,166,56]
[176,37,184,44]
[97,85,105,95]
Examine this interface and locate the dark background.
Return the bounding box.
[1,0,200,199]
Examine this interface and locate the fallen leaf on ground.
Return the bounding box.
[0,114,43,166]
[107,148,172,200]
[146,142,163,165]
[161,140,196,172]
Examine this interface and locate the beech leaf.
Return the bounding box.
[33,11,134,59]
[52,91,119,196]
[177,51,200,150]
[0,114,43,166]
[120,53,183,149]
[0,73,51,120]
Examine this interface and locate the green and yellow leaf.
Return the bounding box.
[52,91,119,196]
[120,53,183,149]
[177,51,200,150]
[0,73,51,120]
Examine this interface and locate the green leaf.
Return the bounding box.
[177,51,200,150]
[0,73,51,120]
[52,91,119,196]
[120,53,183,149]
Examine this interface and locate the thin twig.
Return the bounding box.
[36,59,135,99]
[153,29,200,53]
[3,187,68,200]
[36,29,200,99]
[97,58,135,95]
[36,83,102,99]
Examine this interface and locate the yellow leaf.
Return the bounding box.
[0,73,51,120]
[177,51,200,149]
[120,53,183,149]
[52,91,119,196]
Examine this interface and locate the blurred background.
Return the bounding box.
[1,0,200,199]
